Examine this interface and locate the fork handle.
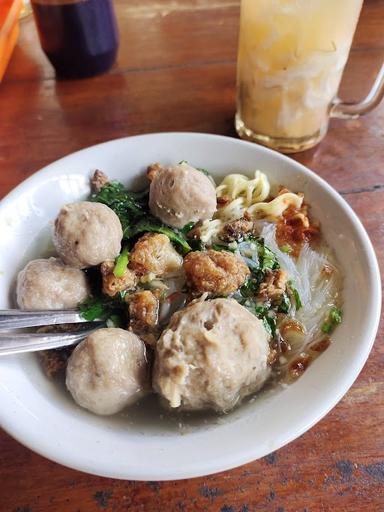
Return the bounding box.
[0,329,98,356]
[0,309,86,330]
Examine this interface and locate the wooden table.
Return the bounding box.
[1,1,383,510]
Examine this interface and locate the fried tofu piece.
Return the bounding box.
[129,233,183,277]
[183,250,250,296]
[100,260,138,297]
[126,290,160,346]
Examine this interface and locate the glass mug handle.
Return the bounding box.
[331,62,384,119]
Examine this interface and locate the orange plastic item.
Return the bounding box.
[0,0,22,81]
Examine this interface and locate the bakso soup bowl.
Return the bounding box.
[0,133,380,480]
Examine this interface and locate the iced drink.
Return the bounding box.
[236,0,364,152]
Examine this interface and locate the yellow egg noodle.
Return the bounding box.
[200,171,303,244]
[247,192,303,219]
[216,170,270,206]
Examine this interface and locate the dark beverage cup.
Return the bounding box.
[31,0,119,79]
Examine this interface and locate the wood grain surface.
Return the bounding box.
[0,1,383,511]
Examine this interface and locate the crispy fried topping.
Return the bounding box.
[276,205,319,257]
[129,233,183,277]
[126,290,160,346]
[183,250,250,296]
[100,260,138,297]
[147,163,164,182]
[258,269,288,304]
[220,217,254,242]
[90,169,109,193]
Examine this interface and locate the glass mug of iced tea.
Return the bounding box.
[235,0,384,153]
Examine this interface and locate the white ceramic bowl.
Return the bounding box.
[0,133,380,480]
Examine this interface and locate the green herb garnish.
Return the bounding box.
[255,305,277,337]
[211,243,233,252]
[79,294,127,323]
[293,288,302,310]
[278,292,291,314]
[238,237,280,298]
[113,247,129,278]
[180,221,195,236]
[321,306,342,334]
[125,217,192,255]
[91,181,192,255]
[280,244,292,254]
[261,245,280,271]
[90,181,148,230]
[240,278,261,298]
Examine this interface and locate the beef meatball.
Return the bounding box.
[53,201,123,268]
[153,298,270,412]
[16,257,89,310]
[148,162,217,228]
[66,328,149,415]
[183,250,250,296]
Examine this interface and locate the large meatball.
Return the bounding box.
[66,328,149,415]
[16,257,89,310]
[153,298,270,412]
[148,162,217,228]
[53,201,123,268]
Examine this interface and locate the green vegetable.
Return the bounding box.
[125,217,192,254]
[293,288,302,310]
[321,306,342,334]
[79,294,127,323]
[180,221,195,236]
[240,278,261,298]
[260,242,280,271]
[236,236,288,339]
[240,237,279,271]
[238,237,280,299]
[211,243,233,252]
[91,181,192,255]
[113,247,129,278]
[280,244,292,254]
[287,280,302,311]
[255,305,277,337]
[90,181,148,231]
[262,316,277,338]
[278,293,290,314]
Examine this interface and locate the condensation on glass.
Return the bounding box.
[235,0,384,153]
